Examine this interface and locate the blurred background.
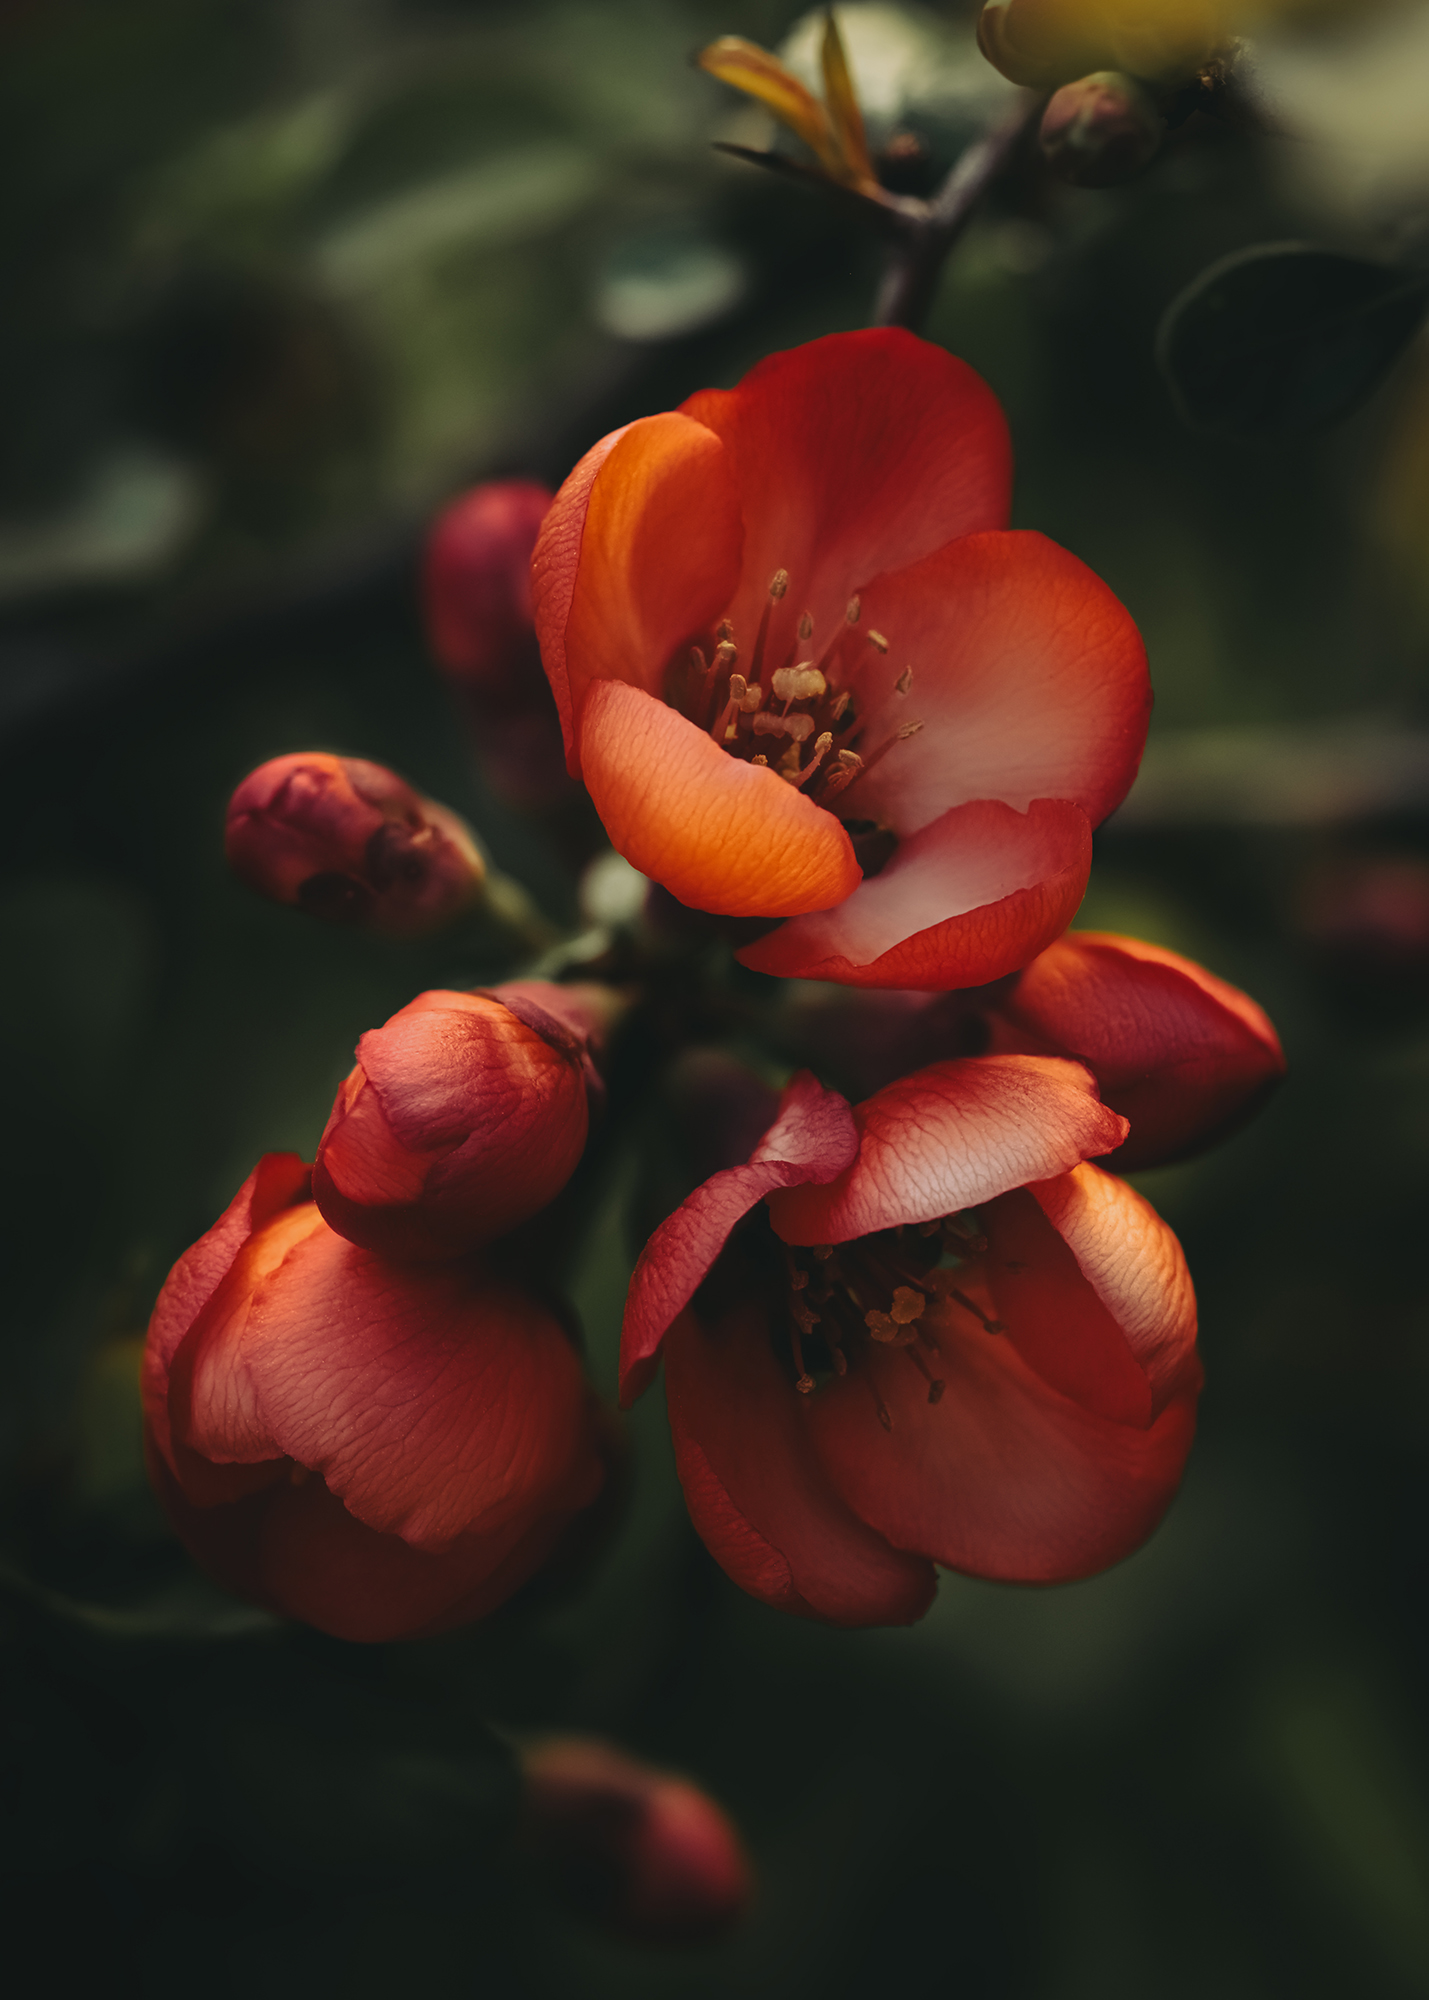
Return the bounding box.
[4,0,1429,1993]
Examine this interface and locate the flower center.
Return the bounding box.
[667,568,923,821]
[753,1211,1003,1429]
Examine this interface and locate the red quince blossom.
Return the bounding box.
[423,480,574,812]
[520,1736,751,1945]
[533,329,1150,989]
[621,1061,1199,1625]
[143,1155,606,1642]
[785,930,1286,1171]
[226,752,484,934]
[313,980,612,1262]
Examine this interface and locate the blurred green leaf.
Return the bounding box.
[1157,243,1429,439]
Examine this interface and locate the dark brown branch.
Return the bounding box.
[872,94,1043,332]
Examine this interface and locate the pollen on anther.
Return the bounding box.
[866,630,889,653]
[846,596,861,624]
[771,664,827,704]
[769,569,789,599]
[895,667,913,696]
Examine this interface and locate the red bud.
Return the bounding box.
[520,1736,752,1945]
[225,753,484,936]
[424,481,575,812]
[313,982,604,1261]
[1040,70,1164,186]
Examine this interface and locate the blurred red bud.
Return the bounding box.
[424,479,550,692]
[313,981,608,1261]
[226,753,484,936]
[1299,852,1429,983]
[1039,70,1164,186]
[424,481,574,811]
[520,1736,752,1945]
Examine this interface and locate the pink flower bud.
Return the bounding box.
[424,481,575,812]
[1040,71,1164,187]
[225,753,484,935]
[313,981,606,1261]
[424,479,551,694]
[520,1736,752,1945]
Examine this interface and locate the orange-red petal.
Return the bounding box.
[768,1053,1125,1244]
[531,413,742,773]
[992,931,1287,1170]
[664,1302,937,1626]
[578,679,861,918]
[681,329,1011,655]
[736,797,1090,988]
[173,1219,602,1551]
[620,1071,857,1405]
[804,1305,1199,1583]
[847,532,1150,839]
[981,1166,1199,1427]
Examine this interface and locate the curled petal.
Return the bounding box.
[738,798,1091,989]
[805,1305,1199,1583]
[768,1054,1125,1245]
[981,1166,1198,1427]
[146,1440,579,1644]
[314,988,590,1258]
[532,415,742,772]
[578,680,860,920]
[848,533,1150,840]
[620,1071,857,1404]
[142,1153,310,1473]
[173,1218,603,1551]
[993,932,1286,1169]
[665,1303,936,1625]
[682,330,1011,656]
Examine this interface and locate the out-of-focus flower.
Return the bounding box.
[520,1736,752,1945]
[977,0,1351,92]
[142,1155,606,1642]
[1039,70,1165,184]
[423,480,575,812]
[225,753,484,935]
[782,929,1285,1169]
[1298,851,1429,984]
[977,0,1228,89]
[620,1064,1199,1625]
[533,329,1149,989]
[699,13,889,204]
[313,981,612,1262]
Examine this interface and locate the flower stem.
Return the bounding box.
[871,94,1042,333]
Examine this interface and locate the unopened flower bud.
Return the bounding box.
[225,753,484,936]
[423,481,574,811]
[520,1737,752,1945]
[424,479,551,695]
[313,981,609,1261]
[1039,71,1164,187]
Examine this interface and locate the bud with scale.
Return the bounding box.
[225,752,485,936]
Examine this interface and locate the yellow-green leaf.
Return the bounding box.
[698,36,843,178]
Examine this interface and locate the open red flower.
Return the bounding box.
[143,1155,606,1642]
[620,1062,1199,1625]
[533,328,1149,988]
[784,929,1286,1171]
[313,980,610,1262]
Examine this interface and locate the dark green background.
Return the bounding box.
[3,1,1428,1993]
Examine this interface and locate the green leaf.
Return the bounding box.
[1156,242,1429,440]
